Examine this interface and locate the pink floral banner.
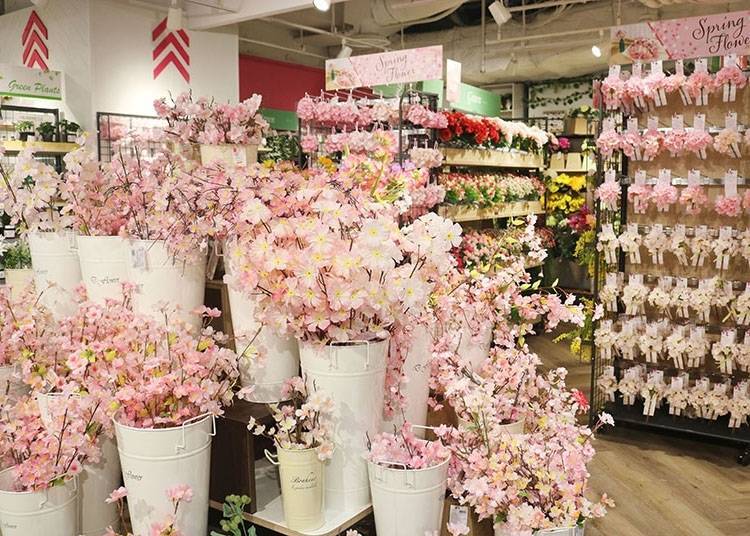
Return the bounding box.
[325,45,443,90]
[612,10,750,61]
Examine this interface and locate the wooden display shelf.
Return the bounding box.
[441,147,543,169]
[438,200,544,222]
[210,457,372,536]
[1,140,79,155]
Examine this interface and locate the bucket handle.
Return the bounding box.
[264,449,280,466]
[329,339,371,370]
[176,414,216,453]
[39,475,77,508]
[68,233,78,252]
[373,461,416,488]
[213,241,224,258]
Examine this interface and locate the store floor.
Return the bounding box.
[528,335,750,536]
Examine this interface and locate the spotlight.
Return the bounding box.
[167,0,183,30]
[337,39,353,59]
[313,0,331,11]
[591,45,602,58]
[489,1,512,26]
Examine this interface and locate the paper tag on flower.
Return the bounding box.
[627,223,639,235]
[677,277,688,288]
[725,170,738,197]
[609,64,621,77]
[693,114,705,132]
[733,384,748,400]
[649,369,664,383]
[604,364,615,377]
[687,170,701,187]
[671,114,684,131]
[631,273,643,285]
[651,60,663,74]
[606,272,618,288]
[658,169,671,185]
[659,276,673,289]
[448,505,469,529]
[675,60,685,76]
[671,376,684,390]
[632,63,643,78]
[695,58,708,73]
[602,117,616,132]
[635,170,646,185]
[721,329,736,345]
[648,116,659,131]
[719,226,733,240]
[725,112,737,131]
[232,146,247,166]
[627,118,639,134]
[130,246,147,270]
[724,54,738,68]
[605,169,616,183]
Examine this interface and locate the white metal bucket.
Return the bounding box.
[3,269,34,299]
[495,525,582,536]
[0,468,78,536]
[199,144,258,166]
[28,231,82,318]
[114,414,214,536]
[266,447,325,531]
[35,393,122,535]
[298,339,388,512]
[125,239,206,331]
[457,322,493,372]
[381,323,433,436]
[367,456,449,536]
[226,281,299,402]
[0,365,28,400]
[76,236,128,303]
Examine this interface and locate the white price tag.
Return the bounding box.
[687,169,701,187]
[724,54,738,68]
[232,146,247,165]
[658,169,671,185]
[605,169,616,183]
[693,114,705,132]
[635,170,647,185]
[130,246,147,270]
[627,118,639,134]
[650,60,663,74]
[448,505,469,529]
[647,116,659,131]
[675,60,685,76]
[725,170,738,197]
[603,117,616,132]
[671,114,684,131]
[725,112,738,131]
[695,58,708,73]
[609,64,621,77]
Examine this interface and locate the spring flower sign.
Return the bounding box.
[611,10,750,61]
[325,45,443,90]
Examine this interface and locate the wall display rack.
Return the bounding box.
[589,59,750,465]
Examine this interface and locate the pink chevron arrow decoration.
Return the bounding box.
[152,17,190,83]
[21,10,49,70]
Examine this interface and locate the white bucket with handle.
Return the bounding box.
[298,338,388,512]
[367,455,449,536]
[265,446,325,531]
[28,231,82,318]
[226,281,299,402]
[199,144,258,166]
[0,468,78,536]
[125,239,206,331]
[114,414,214,536]
[36,392,121,535]
[457,321,493,372]
[76,236,128,303]
[0,365,28,400]
[3,268,34,299]
[381,323,434,436]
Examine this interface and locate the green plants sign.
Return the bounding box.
[0,63,61,100]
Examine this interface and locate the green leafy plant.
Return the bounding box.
[37,122,57,142]
[15,120,34,133]
[59,119,81,134]
[553,298,595,360]
[263,134,299,162]
[2,241,31,269]
[210,495,256,536]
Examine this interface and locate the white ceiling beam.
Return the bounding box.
[187,0,346,30]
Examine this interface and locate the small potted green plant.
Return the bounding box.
[1,239,33,298]
[15,120,35,142]
[59,119,81,142]
[37,121,57,142]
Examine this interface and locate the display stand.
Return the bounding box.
[589,64,750,465]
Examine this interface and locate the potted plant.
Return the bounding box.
[250,377,335,531]
[15,120,35,142]
[366,423,451,536]
[37,121,57,142]
[1,239,33,298]
[58,120,81,143]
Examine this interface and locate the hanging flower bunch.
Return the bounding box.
[0,395,103,491]
[249,376,336,460]
[0,145,70,232]
[442,172,544,206]
[154,92,269,145]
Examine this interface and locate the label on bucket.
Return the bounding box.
[130,246,148,270]
[448,505,469,529]
[290,471,319,490]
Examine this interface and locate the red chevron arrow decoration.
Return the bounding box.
[152,17,190,83]
[21,10,49,70]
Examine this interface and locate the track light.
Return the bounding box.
[489,1,512,26]
[337,39,353,59]
[313,0,331,11]
[591,45,602,58]
[167,0,183,30]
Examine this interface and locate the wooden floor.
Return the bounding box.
[528,335,750,536]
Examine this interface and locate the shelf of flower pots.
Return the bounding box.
[1,140,79,155]
[437,199,545,222]
[212,457,372,536]
[440,147,544,169]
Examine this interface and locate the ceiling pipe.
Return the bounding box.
[506,0,593,12]
[488,24,608,45]
[263,16,391,50]
[238,36,328,59]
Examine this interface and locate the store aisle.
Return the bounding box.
[529,335,750,536]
